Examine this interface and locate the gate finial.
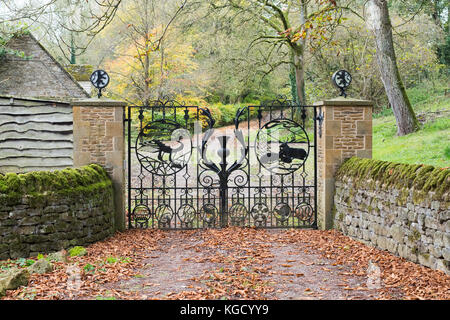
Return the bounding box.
[332,70,352,98]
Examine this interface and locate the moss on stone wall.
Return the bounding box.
[0,164,113,219]
[336,157,450,199]
[0,164,110,195]
[334,157,449,274]
[0,165,115,260]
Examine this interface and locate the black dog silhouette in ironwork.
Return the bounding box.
[279,142,307,163]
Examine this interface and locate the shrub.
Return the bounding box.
[69,246,87,257]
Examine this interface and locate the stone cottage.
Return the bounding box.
[0,32,91,100]
[0,33,95,173]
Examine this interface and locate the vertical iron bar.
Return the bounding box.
[247,106,251,227]
[173,105,177,229]
[219,136,229,228]
[150,106,155,228]
[291,104,295,227]
[196,107,200,228]
[127,106,132,229]
[313,106,318,229]
[269,104,273,227]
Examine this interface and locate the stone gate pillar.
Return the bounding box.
[314,97,373,230]
[71,99,127,232]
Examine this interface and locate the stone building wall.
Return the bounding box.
[0,33,89,100]
[0,165,115,260]
[333,157,450,274]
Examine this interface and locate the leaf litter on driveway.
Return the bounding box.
[2,228,449,300]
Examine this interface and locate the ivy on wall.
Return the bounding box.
[0,28,29,59]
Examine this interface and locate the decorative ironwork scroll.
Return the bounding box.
[126,96,318,229]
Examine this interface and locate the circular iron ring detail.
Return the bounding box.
[332,69,352,90]
[136,119,192,176]
[201,203,218,225]
[251,203,269,227]
[177,203,196,224]
[155,204,174,225]
[132,204,151,228]
[295,203,314,223]
[255,118,310,175]
[229,203,247,226]
[274,203,291,222]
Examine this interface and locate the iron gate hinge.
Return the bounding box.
[315,107,324,138]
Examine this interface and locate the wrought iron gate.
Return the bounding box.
[126,97,318,229]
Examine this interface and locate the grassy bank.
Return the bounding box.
[373,87,450,168]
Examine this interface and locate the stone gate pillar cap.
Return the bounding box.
[314,97,373,107]
[71,98,127,107]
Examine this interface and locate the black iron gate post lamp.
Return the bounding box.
[90,69,110,98]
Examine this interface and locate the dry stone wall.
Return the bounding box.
[0,165,115,260]
[333,157,450,274]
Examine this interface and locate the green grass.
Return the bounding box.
[373,87,450,168]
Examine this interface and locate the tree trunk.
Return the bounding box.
[293,49,306,106]
[293,0,307,107]
[447,1,450,36]
[289,60,299,104]
[158,43,165,100]
[144,50,151,106]
[143,0,152,106]
[366,0,419,136]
